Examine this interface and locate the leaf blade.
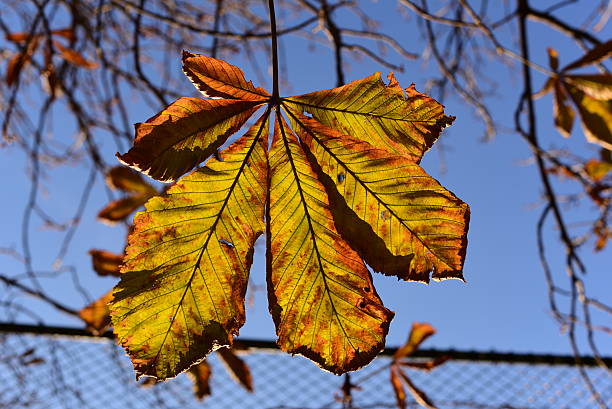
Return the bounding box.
[267,114,393,374]
[182,51,270,101]
[111,116,269,380]
[286,108,469,282]
[286,73,454,162]
[118,98,261,182]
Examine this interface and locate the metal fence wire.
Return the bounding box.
[0,324,610,409]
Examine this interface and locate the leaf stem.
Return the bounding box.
[268,0,279,101]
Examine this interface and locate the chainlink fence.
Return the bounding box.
[1,323,610,409]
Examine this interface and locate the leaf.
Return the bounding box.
[106,166,157,195]
[111,116,269,380]
[182,51,270,101]
[584,159,612,182]
[53,40,98,69]
[562,40,612,72]
[118,98,262,182]
[286,108,469,282]
[267,114,393,374]
[398,370,439,409]
[565,74,612,100]
[567,87,612,150]
[50,28,75,42]
[547,47,559,72]
[114,51,469,379]
[285,73,454,163]
[89,249,123,277]
[394,322,436,359]
[187,361,212,400]
[390,367,406,409]
[98,195,151,223]
[217,347,253,391]
[552,83,574,138]
[400,355,450,370]
[79,290,113,335]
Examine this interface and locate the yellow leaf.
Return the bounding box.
[111,116,269,380]
[286,108,469,282]
[285,73,454,163]
[565,74,612,100]
[267,114,393,374]
[567,86,612,150]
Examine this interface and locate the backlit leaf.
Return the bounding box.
[98,195,150,223]
[565,74,612,100]
[111,116,269,380]
[114,50,470,379]
[286,108,469,282]
[53,41,98,69]
[118,98,262,182]
[552,83,574,138]
[285,73,454,163]
[89,249,123,277]
[394,322,436,359]
[390,367,406,409]
[79,290,113,335]
[106,166,157,195]
[187,361,212,400]
[217,347,253,391]
[182,51,270,101]
[567,87,612,150]
[267,114,393,374]
[398,370,438,409]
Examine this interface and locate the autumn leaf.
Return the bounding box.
[111,114,269,379]
[89,249,123,277]
[79,290,113,335]
[187,361,212,400]
[217,347,253,391]
[111,52,469,380]
[538,46,612,149]
[267,115,393,373]
[394,322,436,359]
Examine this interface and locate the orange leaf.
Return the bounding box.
[105,166,157,195]
[390,367,406,409]
[53,40,98,69]
[118,98,262,181]
[97,195,149,223]
[187,361,212,400]
[5,32,33,42]
[398,370,439,409]
[394,322,436,359]
[89,249,123,277]
[217,347,253,392]
[400,355,450,370]
[182,51,269,101]
[79,291,113,335]
[51,28,76,42]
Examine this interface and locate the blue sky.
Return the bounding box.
[1,0,610,363]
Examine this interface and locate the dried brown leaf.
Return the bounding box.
[217,347,253,392]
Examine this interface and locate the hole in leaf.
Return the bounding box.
[363,287,370,293]
[358,300,366,309]
[337,173,345,183]
[381,210,389,220]
[219,239,234,248]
